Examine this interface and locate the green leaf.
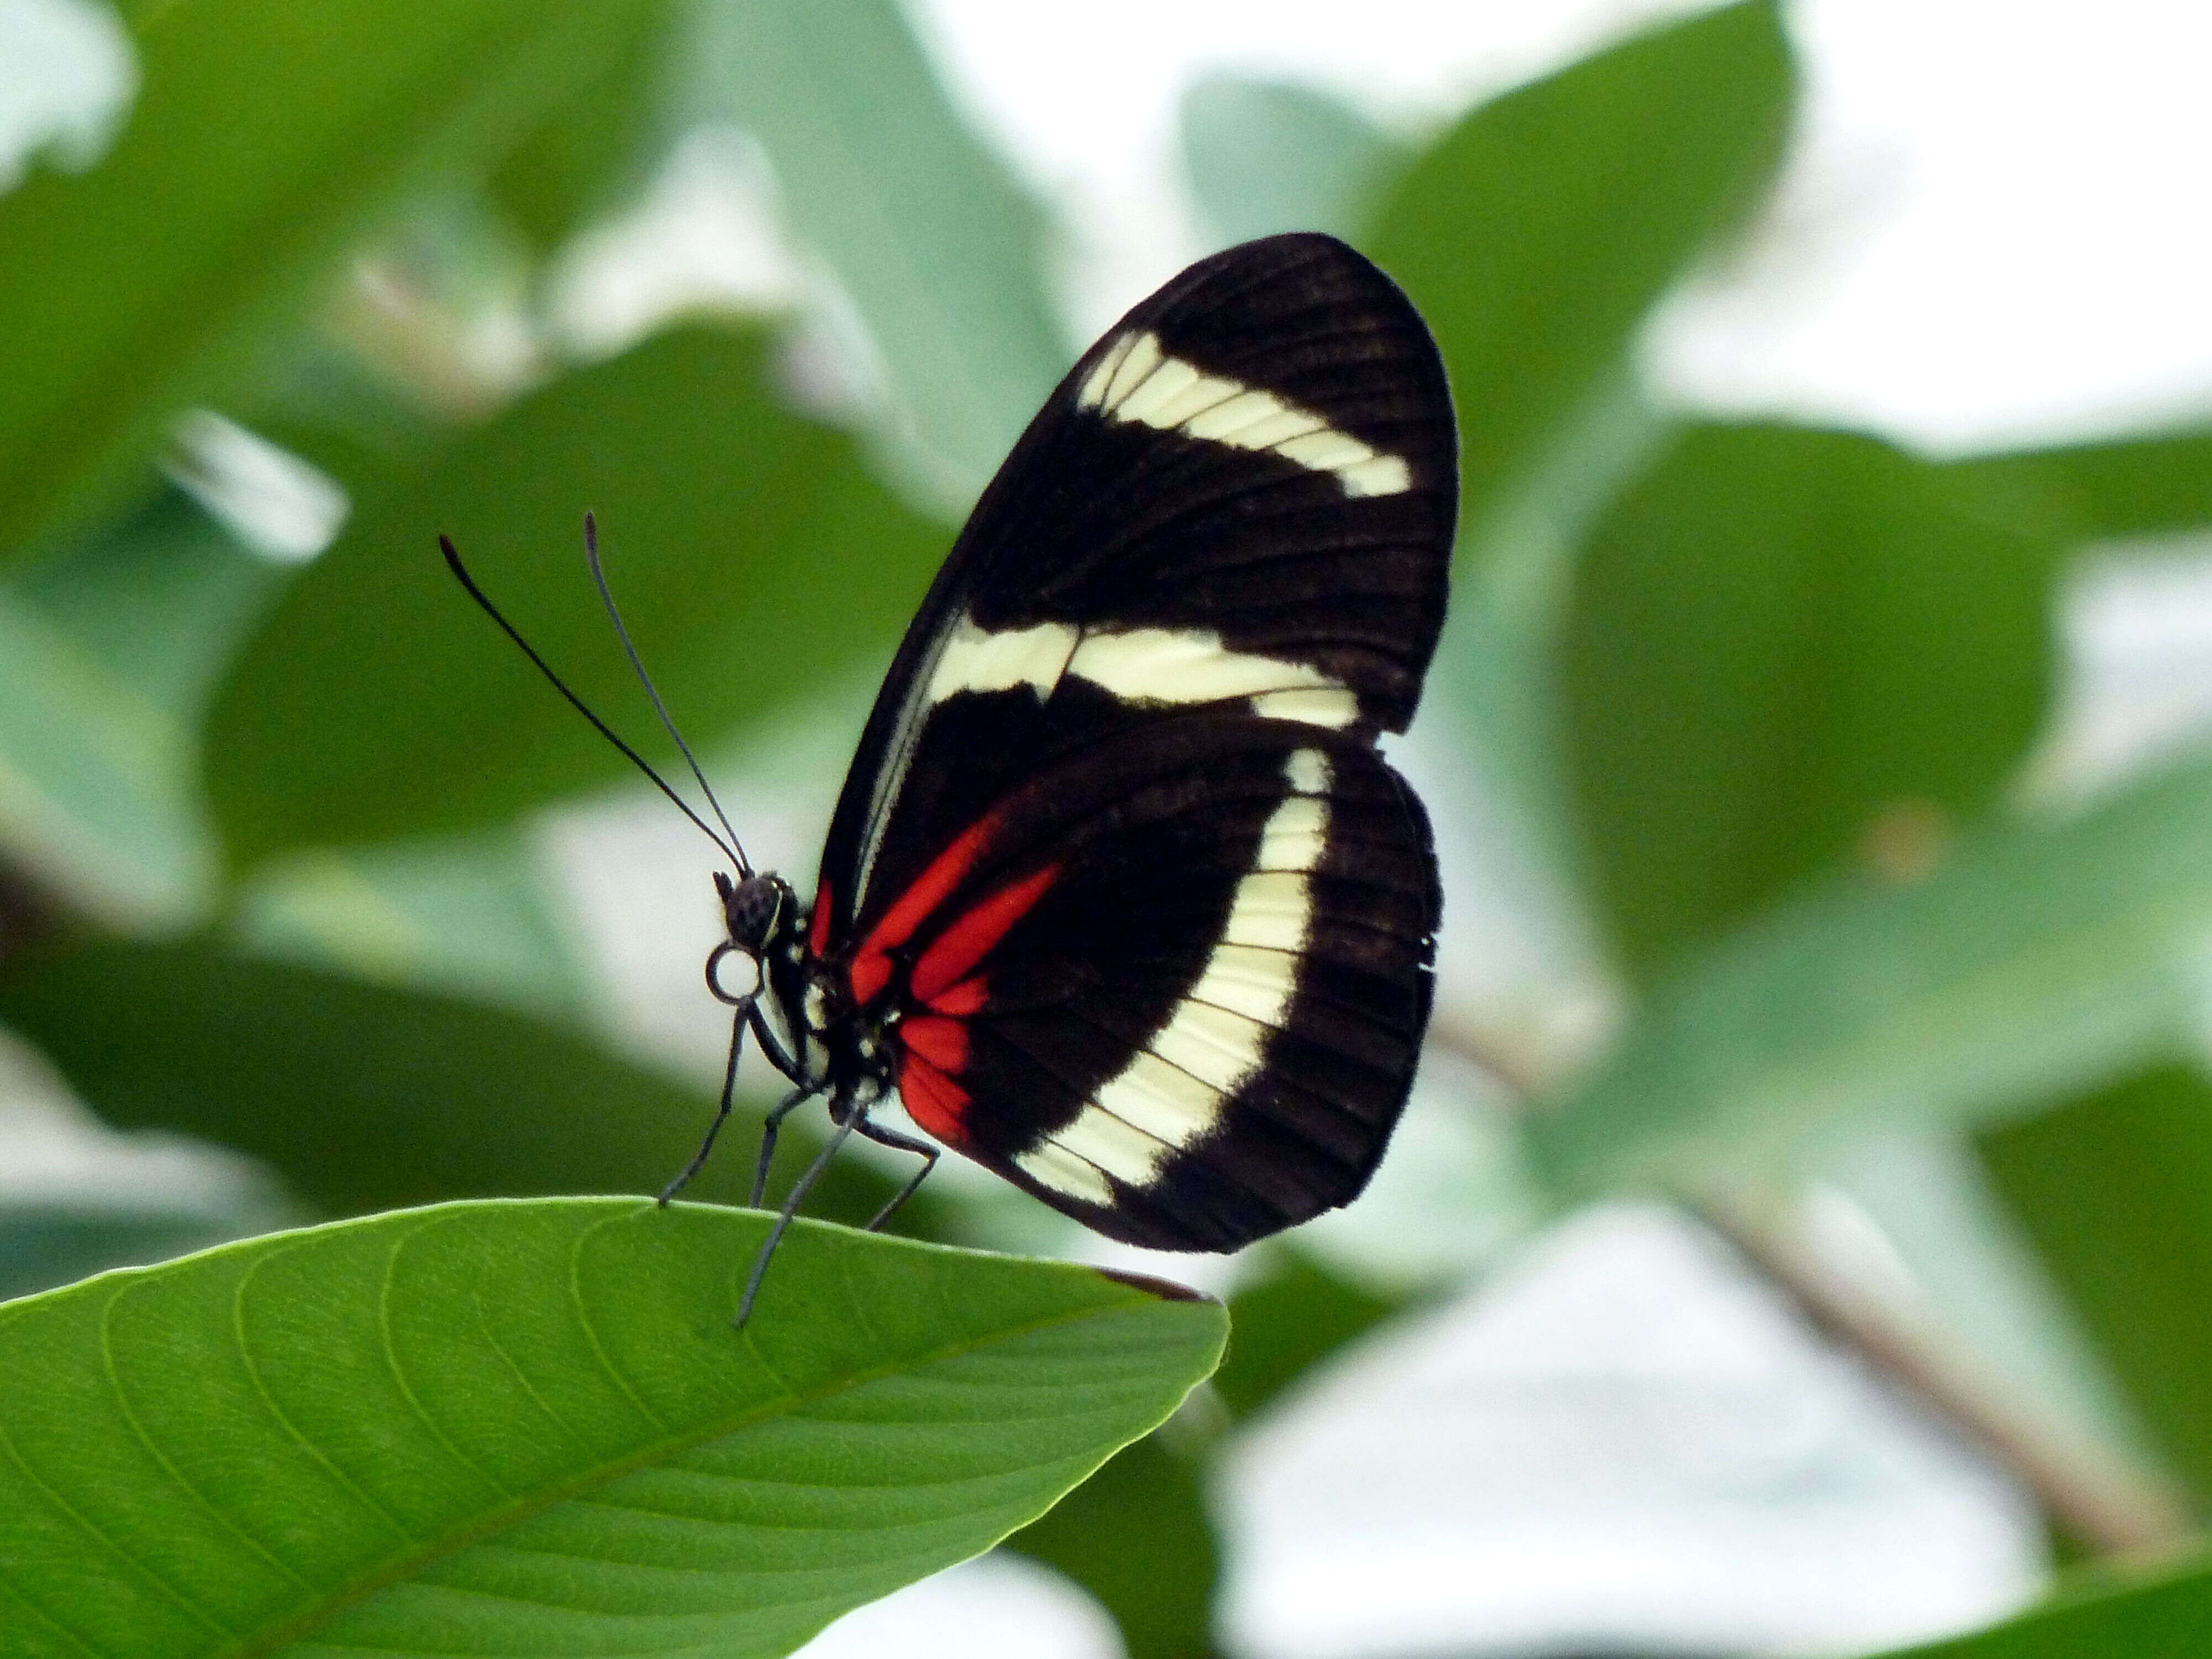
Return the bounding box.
[0,1198,1227,1658]
[1369,0,1792,550]
[0,0,676,560]
[1180,76,1413,247]
[1528,748,2212,1196]
[1008,1433,1220,1659]
[1979,1065,2212,1503]
[0,940,900,1226]
[1003,1258,1414,1659]
[206,323,947,868]
[1211,1250,1404,1420]
[692,0,1067,499]
[1943,424,2212,543]
[1867,1553,2212,1658]
[1562,423,2062,980]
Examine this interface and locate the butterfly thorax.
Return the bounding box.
[708,869,894,1103]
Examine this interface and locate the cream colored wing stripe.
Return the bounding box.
[1015,749,1332,1202]
[1077,329,1412,499]
[924,615,1359,730]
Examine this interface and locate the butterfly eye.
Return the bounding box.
[719,874,786,951]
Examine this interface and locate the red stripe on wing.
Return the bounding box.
[926,977,988,1016]
[849,813,1000,1005]
[900,1014,969,1072]
[808,877,834,956]
[898,1050,970,1143]
[910,863,1059,1005]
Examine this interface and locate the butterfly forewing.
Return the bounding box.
[810,232,1456,1250]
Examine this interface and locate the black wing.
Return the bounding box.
[814,232,1456,1248]
[850,713,1439,1248]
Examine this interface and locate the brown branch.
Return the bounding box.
[1423,1012,2199,1559]
[1700,1193,2197,1560]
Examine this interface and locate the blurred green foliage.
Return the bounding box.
[3,0,2212,1653]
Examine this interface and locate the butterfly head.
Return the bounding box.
[715,869,792,950]
[705,868,803,1008]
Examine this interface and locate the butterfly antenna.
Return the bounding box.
[582,512,752,877]
[440,534,743,872]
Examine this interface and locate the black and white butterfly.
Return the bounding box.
[450,232,1455,1311]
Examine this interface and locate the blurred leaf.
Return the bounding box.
[1180,76,1414,247]
[0,938,904,1228]
[1008,1433,1221,1659]
[1530,748,2212,1196]
[243,336,457,492]
[0,1198,1226,1658]
[1979,1065,2212,1504]
[207,323,947,868]
[1563,423,2062,981]
[0,482,292,930]
[1944,424,2212,543]
[1419,364,1673,903]
[0,582,212,930]
[1370,0,1792,551]
[1211,1250,1404,1420]
[693,0,1065,499]
[0,0,677,560]
[1371,0,1789,883]
[14,483,286,718]
[1867,1552,2212,1658]
[486,7,682,253]
[230,825,588,1021]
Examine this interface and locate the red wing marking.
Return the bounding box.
[898,1051,969,1144]
[849,813,1000,1005]
[910,864,1060,1005]
[808,878,834,957]
[927,977,988,1017]
[900,1014,969,1072]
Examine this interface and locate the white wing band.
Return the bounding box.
[1078,329,1412,498]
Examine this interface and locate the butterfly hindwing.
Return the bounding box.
[810,232,1457,1249]
[848,714,1438,1249]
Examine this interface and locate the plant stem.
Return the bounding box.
[1424,1013,2199,1559]
[1699,1192,2197,1559]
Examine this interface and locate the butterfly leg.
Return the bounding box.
[737,1091,858,1326]
[659,997,755,1206]
[852,1115,941,1230]
[749,1079,828,1208]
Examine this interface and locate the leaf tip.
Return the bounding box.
[1095,1266,1211,1303]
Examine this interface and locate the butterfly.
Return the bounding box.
[448,232,1456,1315]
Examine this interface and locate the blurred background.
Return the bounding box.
[3,0,2212,1653]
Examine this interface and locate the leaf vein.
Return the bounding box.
[98,1278,319,1595]
[230,1239,415,1545]
[378,1227,514,1504]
